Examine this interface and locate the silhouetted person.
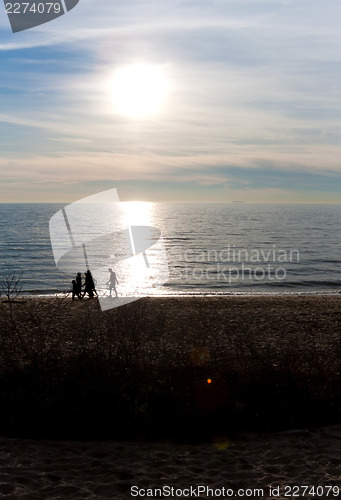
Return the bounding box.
[72,279,82,301]
[89,270,98,297]
[106,268,118,297]
[75,272,82,297]
[83,270,94,298]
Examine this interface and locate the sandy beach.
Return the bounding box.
[0,425,340,499]
[0,295,340,498]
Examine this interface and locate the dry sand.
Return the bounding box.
[0,425,340,499]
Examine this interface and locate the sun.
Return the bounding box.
[110,64,168,118]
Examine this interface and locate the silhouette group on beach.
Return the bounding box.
[72,270,97,301]
[71,268,119,300]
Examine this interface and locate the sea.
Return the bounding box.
[0,202,341,297]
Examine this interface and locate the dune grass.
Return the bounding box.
[0,288,340,441]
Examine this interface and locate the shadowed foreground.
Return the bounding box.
[0,296,340,441]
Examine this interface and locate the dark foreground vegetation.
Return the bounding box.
[0,275,340,441]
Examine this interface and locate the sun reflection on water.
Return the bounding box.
[119,201,154,228]
[88,201,169,308]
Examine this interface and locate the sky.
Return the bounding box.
[1,0,341,203]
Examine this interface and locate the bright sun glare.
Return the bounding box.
[111,64,168,118]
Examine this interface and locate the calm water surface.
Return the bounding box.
[0,203,340,296]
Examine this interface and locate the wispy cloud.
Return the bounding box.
[1,0,341,201]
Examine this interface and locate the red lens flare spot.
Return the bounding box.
[207,378,212,384]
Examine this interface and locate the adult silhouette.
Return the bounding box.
[106,268,119,297]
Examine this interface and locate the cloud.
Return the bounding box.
[1,0,341,201]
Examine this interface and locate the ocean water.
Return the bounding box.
[0,202,341,296]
